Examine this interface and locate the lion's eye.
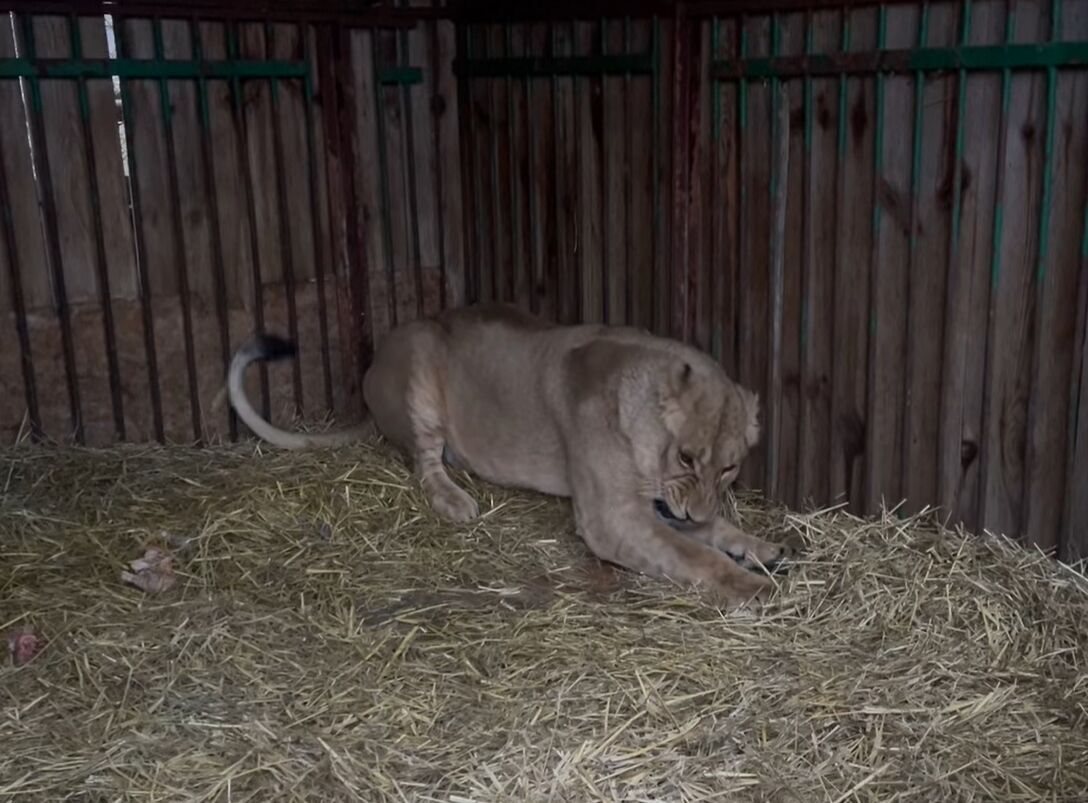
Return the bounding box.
[678,451,694,469]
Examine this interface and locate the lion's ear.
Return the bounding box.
[660,362,692,433]
[740,386,760,448]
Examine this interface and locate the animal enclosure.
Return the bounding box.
[0,0,1086,558]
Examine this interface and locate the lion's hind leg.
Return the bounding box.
[404,342,479,524]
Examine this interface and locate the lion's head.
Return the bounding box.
[620,356,760,527]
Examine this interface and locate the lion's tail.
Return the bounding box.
[228,335,373,449]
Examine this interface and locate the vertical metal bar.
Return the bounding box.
[898,2,929,505]
[18,15,82,443]
[504,22,520,307]
[550,22,563,318]
[797,9,814,500]
[669,5,691,342]
[1023,0,1063,535]
[265,22,303,417]
[599,18,609,323]
[862,4,887,511]
[227,21,270,421]
[482,25,505,302]
[976,1,1015,524]
[524,20,539,314]
[69,14,125,440]
[370,28,398,324]
[734,16,747,374]
[0,116,40,439]
[709,14,720,360]
[191,18,236,440]
[151,16,201,442]
[396,6,424,320]
[570,18,582,321]
[623,15,632,325]
[651,15,662,334]
[461,25,484,305]
[1063,152,1088,558]
[429,6,450,311]
[828,6,850,490]
[937,0,971,514]
[113,18,164,442]
[767,12,786,499]
[300,24,334,414]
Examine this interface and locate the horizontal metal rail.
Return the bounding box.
[712,41,1088,80]
[0,57,308,79]
[454,53,653,78]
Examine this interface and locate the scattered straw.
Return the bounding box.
[1,443,1086,801]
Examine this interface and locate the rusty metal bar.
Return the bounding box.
[265,21,304,417]
[17,14,83,443]
[300,23,334,413]
[227,21,270,421]
[68,13,125,440]
[112,17,164,442]
[191,18,236,440]
[0,112,40,440]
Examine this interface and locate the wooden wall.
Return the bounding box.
[457,0,1088,559]
[1,0,1086,560]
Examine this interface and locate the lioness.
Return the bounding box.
[228,304,789,607]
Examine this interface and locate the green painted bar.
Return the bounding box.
[710,40,1088,80]
[376,65,423,85]
[0,57,308,79]
[453,52,652,78]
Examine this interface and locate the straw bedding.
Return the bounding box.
[1,442,1086,802]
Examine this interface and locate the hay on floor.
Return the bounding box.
[1,442,1086,802]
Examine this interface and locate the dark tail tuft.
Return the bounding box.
[252,334,297,362]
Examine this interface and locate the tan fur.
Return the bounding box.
[231,304,789,608]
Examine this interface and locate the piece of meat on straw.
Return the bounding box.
[6,628,44,667]
[120,546,177,594]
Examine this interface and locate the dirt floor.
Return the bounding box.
[1,443,1086,802]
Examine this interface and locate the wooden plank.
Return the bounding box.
[33,15,119,444]
[628,18,654,331]
[576,20,604,323]
[434,16,467,311]
[554,22,578,324]
[774,13,805,508]
[505,23,532,310]
[829,6,876,508]
[603,19,627,325]
[1023,3,1088,552]
[406,16,443,316]
[901,2,957,512]
[120,18,193,441]
[936,2,1005,531]
[979,2,1048,540]
[527,21,558,320]
[486,24,514,305]
[270,22,338,419]
[669,8,692,342]
[690,18,712,351]
[737,15,771,492]
[350,28,393,340]
[376,27,419,325]
[863,4,917,513]
[1064,245,1088,561]
[653,16,673,337]
[797,8,839,507]
[710,18,739,378]
[0,20,65,440]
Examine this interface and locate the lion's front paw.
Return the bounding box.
[428,483,480,522]
[707,569,774,611]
